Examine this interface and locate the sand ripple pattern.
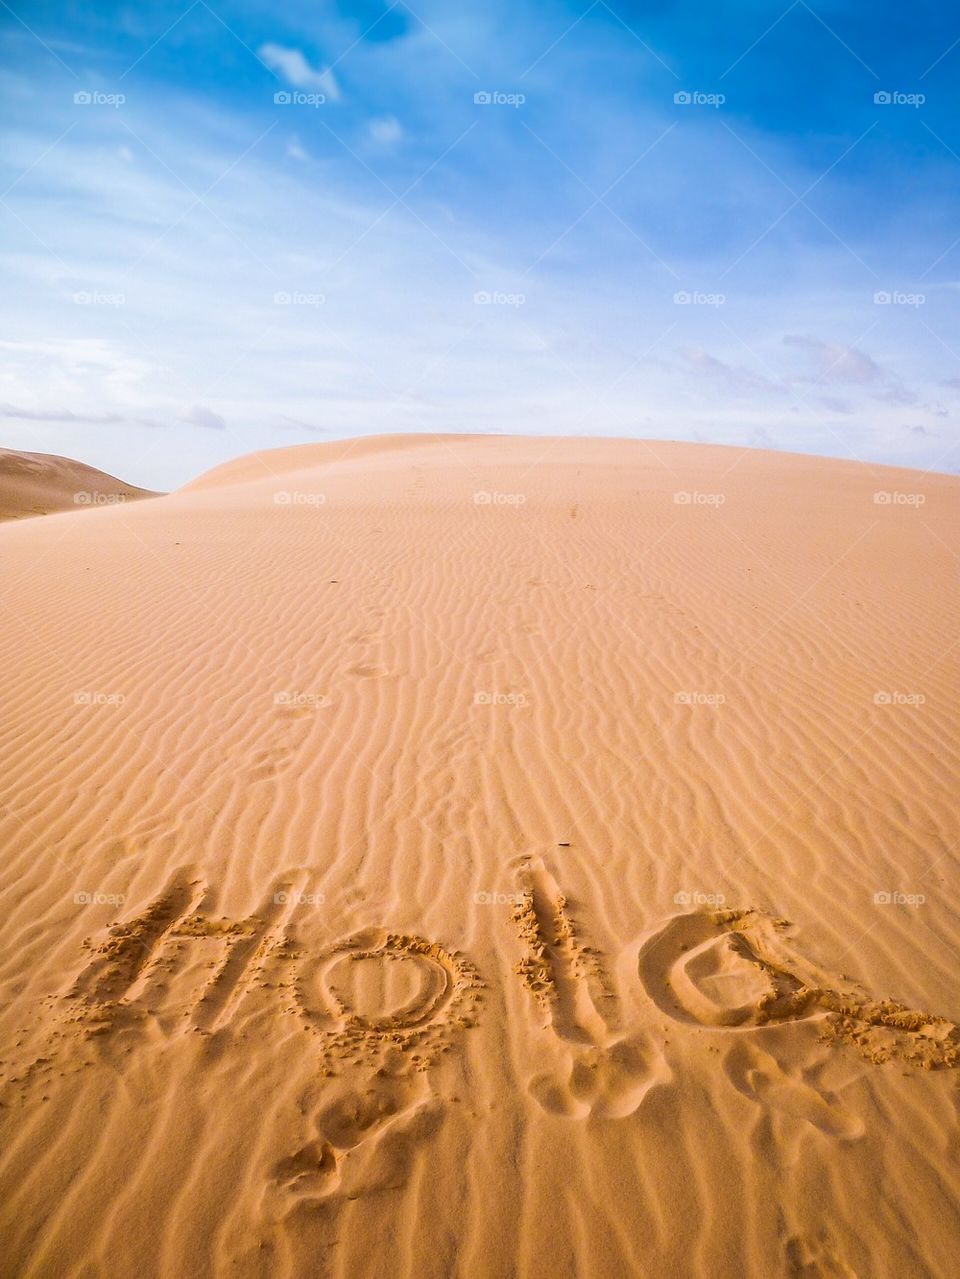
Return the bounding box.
[0,436,958,1278]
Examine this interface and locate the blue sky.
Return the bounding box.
[2,0,959,487]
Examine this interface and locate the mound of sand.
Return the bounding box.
[0,447,158,522]
[0,434,957,1278]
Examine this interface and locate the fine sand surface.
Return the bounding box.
[0,433,958,1278]
[0,447,157,523]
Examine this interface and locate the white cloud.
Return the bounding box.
[368,115,404,145]
[0,338,152,392]
[873,385,918,406]
[0,403,164,428]
[783,335,883,384]
[258,43,340,101]
[180,404,226,430]
[286,136,309,161]
[818,395,853,414]
[680,347,780,395]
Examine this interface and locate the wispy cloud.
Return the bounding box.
[368,115,404,145]
[179,405,226,430]
[783,336,883,385]
[258,42,341,101]
[680,347,780,395]
[1,403,164,428]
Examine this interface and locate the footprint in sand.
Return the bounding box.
[272,1061,444,1208]
[637,906,960,1071]
[513,860,669,1119]
[784,1229,859,1278]
[529,1034,661,1120]
[723,1039,864,1141]
[270,928,482,1210]
[271,1137,340,1200]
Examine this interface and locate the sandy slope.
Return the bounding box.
[0,434,958,1279]
[0,447,157,523]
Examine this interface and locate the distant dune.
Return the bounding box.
[0,435,958,1278]
[0,447,158,522]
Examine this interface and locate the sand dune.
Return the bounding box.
[0,434,958,1278]
[0,447,157,523]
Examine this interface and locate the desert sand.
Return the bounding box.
[0,433,958,1278]
[0,447,157,523]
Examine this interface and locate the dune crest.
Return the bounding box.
[0,446,157,521]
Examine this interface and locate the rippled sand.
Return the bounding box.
[1,434,957,1278]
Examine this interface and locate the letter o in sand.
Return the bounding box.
[294,928,458,1034]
